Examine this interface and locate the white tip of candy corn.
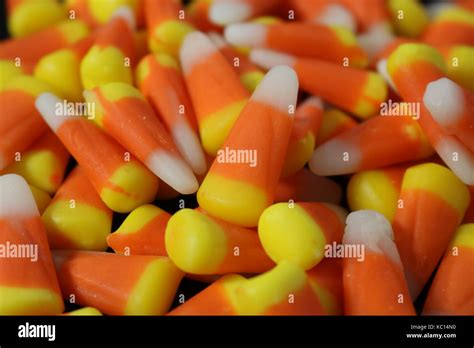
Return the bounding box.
[309,140,362,176]
[358,23,394,59]
[316,4,356,32]
[301,96,323,109]
[224,23,267,47]
[180,31,220,75]
[423,77,464,128]
[209,1,251,25]
[0,174,39,217]
[35,93,69,132]
[250,49,296,70]
[172,124,207,175]
[147,151,199,195]
[251,65,299,114]
[111,6,136,30]
[436,137,474,185]
[344,210,402,267]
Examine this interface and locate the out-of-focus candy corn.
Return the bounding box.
[423,223,474,315]
[316,108,358,145]
[136,53,206,175]
[107,204,170,256]
[53,250,184,315]
[197,66,298,227]
[7,0,67,38]
[166,208,274,274]
[275,168,342,204]
[2,131,69,194]
[307,258,343,315]
[309,115,433,176]
[423,7,474,46]
[251,49,387,119]
[387,0,429,38]
[84,82,198,194]
[437,45,474,92]
[145,0,195,57]
[387,43,474,185]
[186,0,222,32]
[347,164,406,222]
[392,163,470,299]
[0,20,89,72]
[258,202,346,270]
[34,35,95,102]
[207,32,265,93]
[29,185,51,215]
[80,10,136,90]
[66,0,143,28]
[35,92,159,213]
[423,77,474,152]
[42,167,113,251]
[209,0,281,25]
[288,0,356,31]
[282,97,323,177]
[0,75,54,170]
[180,31,249,156]
[343,210,415,315]
[0,59,24,90]
[169,260,327,315]
[227,22,368,68]
[339,0,390,33]
[0,174,64,315]
[64,307,103,316]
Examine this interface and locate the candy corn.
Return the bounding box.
[0,174,64,315]
[209,0,281,25]
[423,7,474,46]
[316,108,358,146]
[197,66,298,227]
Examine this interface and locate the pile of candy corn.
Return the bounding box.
[0,0,473,316]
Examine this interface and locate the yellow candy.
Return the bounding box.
[149,21,195,57]
[388,0,429,37]
[0,60,24,91]
[451,223,474,249]
[64,307,103,316]
[240,71,265,93]
[442,45,474,92]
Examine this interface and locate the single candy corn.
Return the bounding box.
[225,22,368,68]
[35,35,95,102]
[392,163,470,299]
[423,7,474,46]
[387,0,429,38]
[84,82,198,194]
[64,307,102,316]
[65,0,143,28]
[29,185,51,214]
[107,204,170,256]
[0,75,54,170]
[0,174,64,315]
[53,250,184,315]
[423,224,474,315]
[209,0,281,25]
[343,210,416,315]
[166,208,275,274]
[42,167,113,251]
[251,49,387,119]
[7,0,67,38]
[180,31,249,156]
[309,115,433,176]
[258,202,346,270]
[136,53,207,175]
[208,32,265,93]
[288,0,356,31]
[35,92,159,213]
[437,45,474,92]
[387,43,474,185]
[347,164,407,222]
[145,0,195,57]
[316,108,358,146]
[423,77,474,152]
[275,168,342,204]
[307,258,343,315]
[169,261,327,315]
[197,66,298,227]
[80,10,136,90]
[2,131,69,194]
[282,97,323,178]
[0,20,89,72]
[0,59,24,90]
